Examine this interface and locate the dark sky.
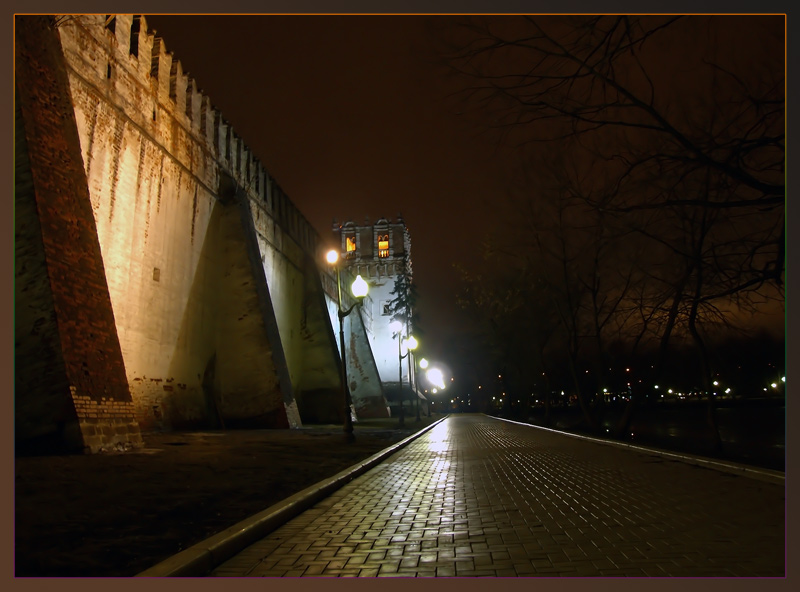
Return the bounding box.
[141,13,786,377]
[144,14,511,367]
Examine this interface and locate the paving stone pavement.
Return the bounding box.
[210,414,785,577]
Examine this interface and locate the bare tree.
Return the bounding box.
[447,18,782,188]
[444,14,783,279]
[456,257,555,420]
[458,149,645,433]
[445,15,783,432]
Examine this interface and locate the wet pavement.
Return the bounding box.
[208,414,785,577]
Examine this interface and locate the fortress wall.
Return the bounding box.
[49,14,342,430]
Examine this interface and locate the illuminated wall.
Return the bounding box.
[323,272,390,420]
[15,14,381,444]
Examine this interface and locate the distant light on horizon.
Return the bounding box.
[427,368,445,389]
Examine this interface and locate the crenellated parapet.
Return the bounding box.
[56,13,320,258]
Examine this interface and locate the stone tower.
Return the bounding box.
[332,217,421,414]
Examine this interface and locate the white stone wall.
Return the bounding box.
[364,277,413,385]
[54,14,348,429]
[60,18,220,426]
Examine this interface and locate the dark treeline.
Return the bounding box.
[442,15,784,450]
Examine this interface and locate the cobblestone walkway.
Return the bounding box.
[211,414,785,577]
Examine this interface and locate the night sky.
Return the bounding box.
[142,13,785,378]
[144,14,513,367]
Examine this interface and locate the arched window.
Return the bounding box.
[378,234,389,258]
[346,236,357,253]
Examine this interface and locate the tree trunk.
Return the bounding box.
[688,301,722,454]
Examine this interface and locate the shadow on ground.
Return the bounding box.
[15,414,444,577]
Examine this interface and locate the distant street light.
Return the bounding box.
[326,249,368,441]
[427,367,445,390]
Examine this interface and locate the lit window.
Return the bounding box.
[346,236,356,252]
[378,234,389,258]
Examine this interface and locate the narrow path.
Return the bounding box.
[211,414,785,577]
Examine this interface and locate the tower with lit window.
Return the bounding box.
[332,217,416,410]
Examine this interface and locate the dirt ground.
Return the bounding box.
[14,415,442,578]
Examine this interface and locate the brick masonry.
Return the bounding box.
[15,15,142,453]
[211,415,785,577]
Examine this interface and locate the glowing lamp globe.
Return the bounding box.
[351,275,368,298]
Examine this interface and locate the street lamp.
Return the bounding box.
[391,321,416,427]
[425,364,448,416]
[404,336,421,421]
[419,358,430,416]
[427,367,446,390]
[326,249,368,441]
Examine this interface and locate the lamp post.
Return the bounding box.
[405,336,420,421]
[326,250,368,441]
[419,358,430,416]
[426,366,446,415]
[393,322,405,427]
[391,322,416,427]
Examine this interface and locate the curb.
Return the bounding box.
[136,416,449,577]
[492,415,785,485]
